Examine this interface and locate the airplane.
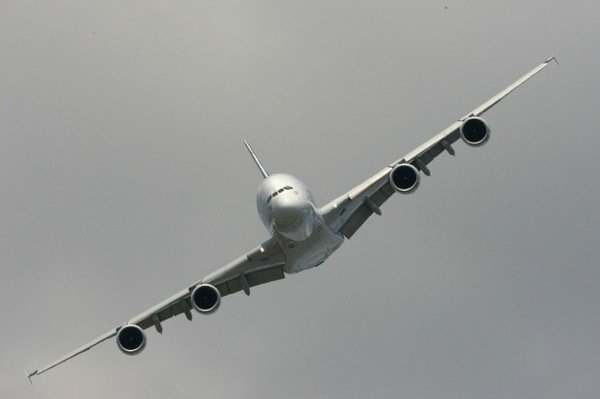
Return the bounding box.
[28,57,557,382]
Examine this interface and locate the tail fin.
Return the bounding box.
[244,140,269,179]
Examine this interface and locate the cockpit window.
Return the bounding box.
[267,186,296,204]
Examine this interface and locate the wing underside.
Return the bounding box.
[321,57,556,239]
[29,238,286,381]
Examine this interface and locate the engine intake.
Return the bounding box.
[116,324,146,355]
[389,163,420,194]
[191,284,221,314]
[460,117,490,147]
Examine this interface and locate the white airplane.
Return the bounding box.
[28,57,556,382]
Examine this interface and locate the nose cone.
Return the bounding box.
[271,194,315,241]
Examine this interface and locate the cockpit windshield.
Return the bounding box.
[267,186,294,204]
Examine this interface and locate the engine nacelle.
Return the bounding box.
[191,284,221,314]
[116,324,146,355]
[389,163,420,194]
[459,116,490,147]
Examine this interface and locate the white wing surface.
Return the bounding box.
[28,238,286,382]
[320,57,557,239]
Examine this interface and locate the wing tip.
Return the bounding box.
[544,55,560,65]
[27,370,38,386]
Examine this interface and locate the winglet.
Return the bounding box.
[244,140,269,179]
[545,55,559,65]
[27,370,37,386]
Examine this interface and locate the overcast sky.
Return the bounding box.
[2,1,600,398]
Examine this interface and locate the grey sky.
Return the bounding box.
[2,1,600,398]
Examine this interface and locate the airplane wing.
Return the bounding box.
[320,57,557,239]
[28,238,286,382]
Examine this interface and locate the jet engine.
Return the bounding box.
[116,324,146,355]
[191,284,221,314]
[389,163,420,194]
[460,117,490,147]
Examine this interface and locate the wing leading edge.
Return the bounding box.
[320,57,557,239]
[28,238,286,382]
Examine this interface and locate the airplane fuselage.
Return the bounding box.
[256,173,344,274]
